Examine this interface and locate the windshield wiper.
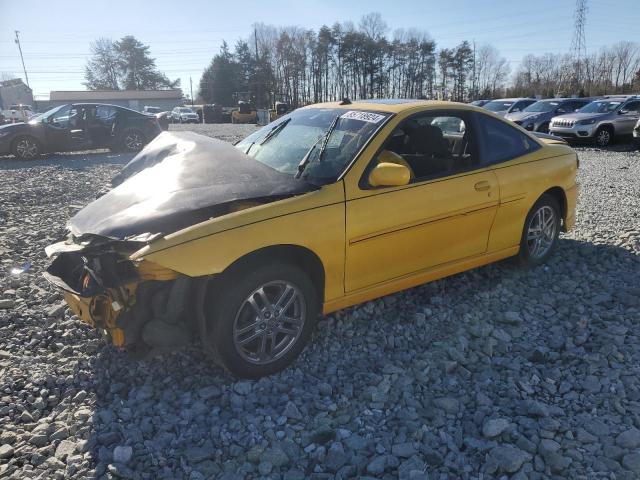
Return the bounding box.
[295,115,340,179]
[259,118,291,145]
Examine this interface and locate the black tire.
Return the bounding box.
[12,136,41,160]
[119,129,146,152]
[201,262,319,378]
[594,126,613,147]
[518,194,561,268]
[537,122,550,134]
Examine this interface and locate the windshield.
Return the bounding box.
[483,100,514,112]
[145,107,161,113]
[235,107,390,184]
[524,101,559,113]
[28,105,67,123]
[579,101,621,114]
[179,108,194,113]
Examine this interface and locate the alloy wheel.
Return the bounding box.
[596,129,611,147]
[233,281,306,365]
[124,132,143,151]
[15,138,38,159]
[526,205,557,260]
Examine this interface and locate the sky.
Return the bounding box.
[1,0,638,99]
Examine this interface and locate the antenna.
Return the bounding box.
[14,31,30,88]
[570,0,588,95]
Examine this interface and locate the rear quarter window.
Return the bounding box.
[477,114,540,164]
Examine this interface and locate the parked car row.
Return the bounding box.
[475,95,640,147]
[0,103,162,159]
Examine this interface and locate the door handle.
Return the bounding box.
[474,181,490,191]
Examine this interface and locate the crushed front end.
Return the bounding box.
[44,237,195,350]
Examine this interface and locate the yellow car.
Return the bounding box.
[45,99,578,378]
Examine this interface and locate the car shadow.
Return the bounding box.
[0,151,135,171]
[76,237,638,478]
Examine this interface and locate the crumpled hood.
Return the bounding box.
[69,131,318,240]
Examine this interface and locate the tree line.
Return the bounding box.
[198,13,512,108]
[82,15,640,106]
[509,41,640,98]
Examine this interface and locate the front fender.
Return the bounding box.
[131,182,346,302]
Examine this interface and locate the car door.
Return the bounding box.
[616,100,640,135]
[87,105,117,147]
[67,105,91,150]
[344,110,499,292]
[44,105,75,152]
[474,113,548,252]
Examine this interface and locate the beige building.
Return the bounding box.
[46,89,184,112]
[0,78,33,109]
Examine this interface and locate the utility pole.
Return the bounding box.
[254,27,260,108]
[14,31,30,88]
[189,77,193,106]
[472,40,476,101]
[570,0,588,95]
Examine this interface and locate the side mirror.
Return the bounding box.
[369,162,411,187]
[556,108,567,114]
[619,110,629,115]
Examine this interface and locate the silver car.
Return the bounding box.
[549,96,640,147]
[171,107,200,124]
[481,98,537,117]
[505,98,592,133]
[634,117,640,149]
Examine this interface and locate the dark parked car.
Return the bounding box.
[470,99,491,107]
[505,98,593,133]
[0,103,162,159]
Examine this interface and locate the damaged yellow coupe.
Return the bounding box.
[45,99,578,378]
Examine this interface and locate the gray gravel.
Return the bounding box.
[0,129,639,479]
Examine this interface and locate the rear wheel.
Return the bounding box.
[12,136,41,159]
[201,262,319,378]
[518,194,561,268]
[120,129,145,152]
[594,126,613,147]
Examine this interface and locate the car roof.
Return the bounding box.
[486,98,532,102]
[304,99,478,114]
[69,102,144,114]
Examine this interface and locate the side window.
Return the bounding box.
[95,105,117,125]
[96,105,117,121]
[50,105,72,128]
[477,114,540,164]
[623,101,640,113]
[381,112,476,181]
[567,101,585,112]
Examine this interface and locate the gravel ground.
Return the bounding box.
[0,127,639,479]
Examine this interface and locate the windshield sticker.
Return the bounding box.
[341,111,386,123]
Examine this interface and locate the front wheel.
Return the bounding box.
[201,262,319,378]
[518,194,561,268]
[12,136,41,159]
[594,127,613,147]
[537,122,550,134]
